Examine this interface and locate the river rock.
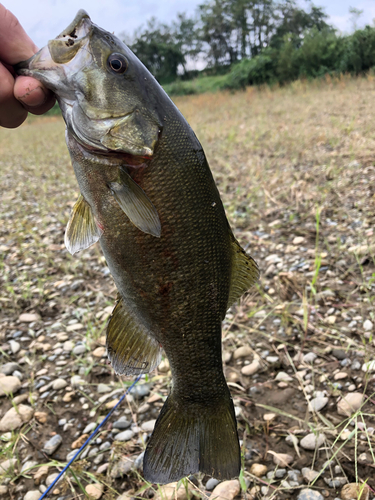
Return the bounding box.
[308,397,328,412]
[341,483,369,500]
[337,393,364,416]
[154,481,194,500]
[18,313,40,323]
[300,433,325,450]
[0,405,34,432]
[233,345,252,359]
[0,362,20,375]
[241,360,261,376]
[271,452,294,466]
[42,434,62,455]
[301,468,320,483]
[0,376,21,396]
[0,458,17,473]
[250,463,268,477]
[362,360,375,373]
[24,491,41,500]
[115,429,134,441]
[52,378,68,390]
[210,480,240,500]
[297,489,324,500]
[85,483,104,499]
[141,420,156,433]
[110,457,134,478]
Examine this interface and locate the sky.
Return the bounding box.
[2,0,375,49]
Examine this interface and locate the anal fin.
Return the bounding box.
[227,237,259,309]
[109,168,161,237]
[64,194,103,255]
[106,297,161,376]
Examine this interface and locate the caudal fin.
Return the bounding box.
[143,392,240,484]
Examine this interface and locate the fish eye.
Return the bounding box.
[107,53,128,74]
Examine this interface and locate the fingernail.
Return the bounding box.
[18,86,48,107]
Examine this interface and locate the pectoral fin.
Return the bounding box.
[64,194,103,255]
[227,237,259,309]
[106,297,162,375]
[109,169,161,237]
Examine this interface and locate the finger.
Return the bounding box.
[14,76,56,114]
[0,62,28,128]
[0,5,38,63]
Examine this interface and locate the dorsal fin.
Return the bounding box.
[64,194,103,255]
[227,237,259,309]
[106,297,162,376]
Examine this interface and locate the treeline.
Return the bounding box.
[123,0,375,92]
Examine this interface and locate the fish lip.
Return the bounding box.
[55,9,91,40]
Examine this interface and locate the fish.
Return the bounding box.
[16,10,259,484]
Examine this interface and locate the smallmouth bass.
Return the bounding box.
[16,10,259,483]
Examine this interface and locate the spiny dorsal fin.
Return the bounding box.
[108,168,161,237]
[227,237,259,309]
[64,194,103,255]
[106,297,162,376]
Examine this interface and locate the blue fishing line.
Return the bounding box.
[38,374,142,500]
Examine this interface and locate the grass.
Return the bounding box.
[1,74,375,498]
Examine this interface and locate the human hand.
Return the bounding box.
[0,4,55,128]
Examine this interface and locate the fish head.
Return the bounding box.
[16,10,163,157]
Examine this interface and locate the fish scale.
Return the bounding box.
[16,8,259,484]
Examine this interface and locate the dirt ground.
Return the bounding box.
[0,75,375,499]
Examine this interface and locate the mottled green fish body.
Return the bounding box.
[16,10,259,483]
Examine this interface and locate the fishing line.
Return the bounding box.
[39,374,142,500]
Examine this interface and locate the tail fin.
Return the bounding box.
[143,392,240,484]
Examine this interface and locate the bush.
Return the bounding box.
[224,50,276,90]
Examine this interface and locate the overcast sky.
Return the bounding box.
[3,0,375,49]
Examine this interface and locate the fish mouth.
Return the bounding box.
[15,10,92,79]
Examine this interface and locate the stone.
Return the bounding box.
[270,452,294,466]
[0,362,20,375]
[72,434,89,449]
[45,472,59,487]
[300,433,326,450]
[73,344,86,355]
[302,468,320,483]
[97,383,111,393]
[52,378,68,390]
[210,480,240,500]
[66,323,84,332]
[263,413,276,421]
[24,491,41,500]
[297,489,324,500]
[324,477,348,488]
[33,465,49,484]
[0,486,8,496]
[363,320,373,331]
[85,483,104,499]
[206,478,220,490]
[42,435,63,455]
[115,429,134,441]
[334,372,348,380]
[0,458,17,473]
[63,340,74,352]
[132,383,151,399]
[303,352,317,363]
[0,405,34,432]
[141,420,156,433]
[275,371,293,382]
[241,360,261,376]
[110,457,134,478]
[71,375,85,388]
[9,340,20,354]
[154,482,194,500]
[21,459,37,473]
[362,360,375,373]
[83,422,97,434]
[233,345,252,359]
[293,236,305,245]
[341,483,369,500]
[250,463,268,477]
[337,393,364,416]
[113,417,131,430]
[93,347,106,357]
[34,411,48,424]
[158,359,170,373]
[308,397,329,412]
[0,376,21,396]
[18,313,40,323]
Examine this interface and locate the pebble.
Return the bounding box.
[18,313,40,323]
[141,420,156,433]
[93,346,106,357]
[97,383,111,393]
[250,463,267,477]
[45,472,59,487]
[83,422,97,434]
[233,345,252,359]
[132,383,150,399]
[0,486,7,496]
[241,360,261,376]
[337,393,364,416]
[72,344,86,355]
[0,458,17,473]
[110,457,134,478]
[341,483,369,500]
[362,360,375,372]
[52,378,68,390]
[113,417,131,430]
[0,405,34,432]
[0,376,21,396]
[210,480,240,500]
[270,452,294,466]
[9,340,20,354]
[300,433,326,450]
[308,397,328,412]
[351,360,361,370]
[63,340,74,352]
[332,349,347,360]
[115,429,134,441]
[158,359,170,372]
[303,352,317,363]
[297,489,324,500]
[301,467,320,482]
[324,477,348,488]
[70,375,85,388]
[23,492,41,500]
[42,434,63,455]
[334,372,348,380]
[21,460,38,473]
[206,478,220,490]
[363,320,373,331]
[33,465,49,484]
[0,362,21,375]
[275,371,293,382]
